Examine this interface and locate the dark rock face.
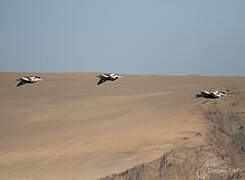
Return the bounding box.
[99,91,245,180]
[200,95,245,155]
[100,146,241,180]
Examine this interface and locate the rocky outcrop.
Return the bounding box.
[200,95,245,154]
[100,146,240,180]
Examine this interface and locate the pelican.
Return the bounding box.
[16,76,43,87]
[195,90,227,99]
[96,73,121,85]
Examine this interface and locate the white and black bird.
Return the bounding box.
[16,76,43,87]
[96,73,121,85]
[195,90,227,99]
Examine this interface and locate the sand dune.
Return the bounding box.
[0,72,244,180]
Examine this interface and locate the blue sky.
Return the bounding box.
[0,0,244,76]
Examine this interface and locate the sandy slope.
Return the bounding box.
[0,72,244,180]
[101,83,245,180]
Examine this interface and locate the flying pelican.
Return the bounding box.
[96,73,121,85]
[16,76,43,87]
[195,90,227,99]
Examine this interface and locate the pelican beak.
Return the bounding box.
[39,78,43,81]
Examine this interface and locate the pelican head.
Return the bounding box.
[35,76,43,81]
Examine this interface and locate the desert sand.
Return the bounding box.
[0,72,245,180]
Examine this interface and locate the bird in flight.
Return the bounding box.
[96,73,121,85]
[16,76,43,87]
[195,90,227,99]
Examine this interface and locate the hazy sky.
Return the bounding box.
[0,0,244,76]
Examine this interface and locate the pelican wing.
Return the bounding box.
[22,77,32,81]
[17,80,27,87]
[97,78,107,85]
[202,91,211,95]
